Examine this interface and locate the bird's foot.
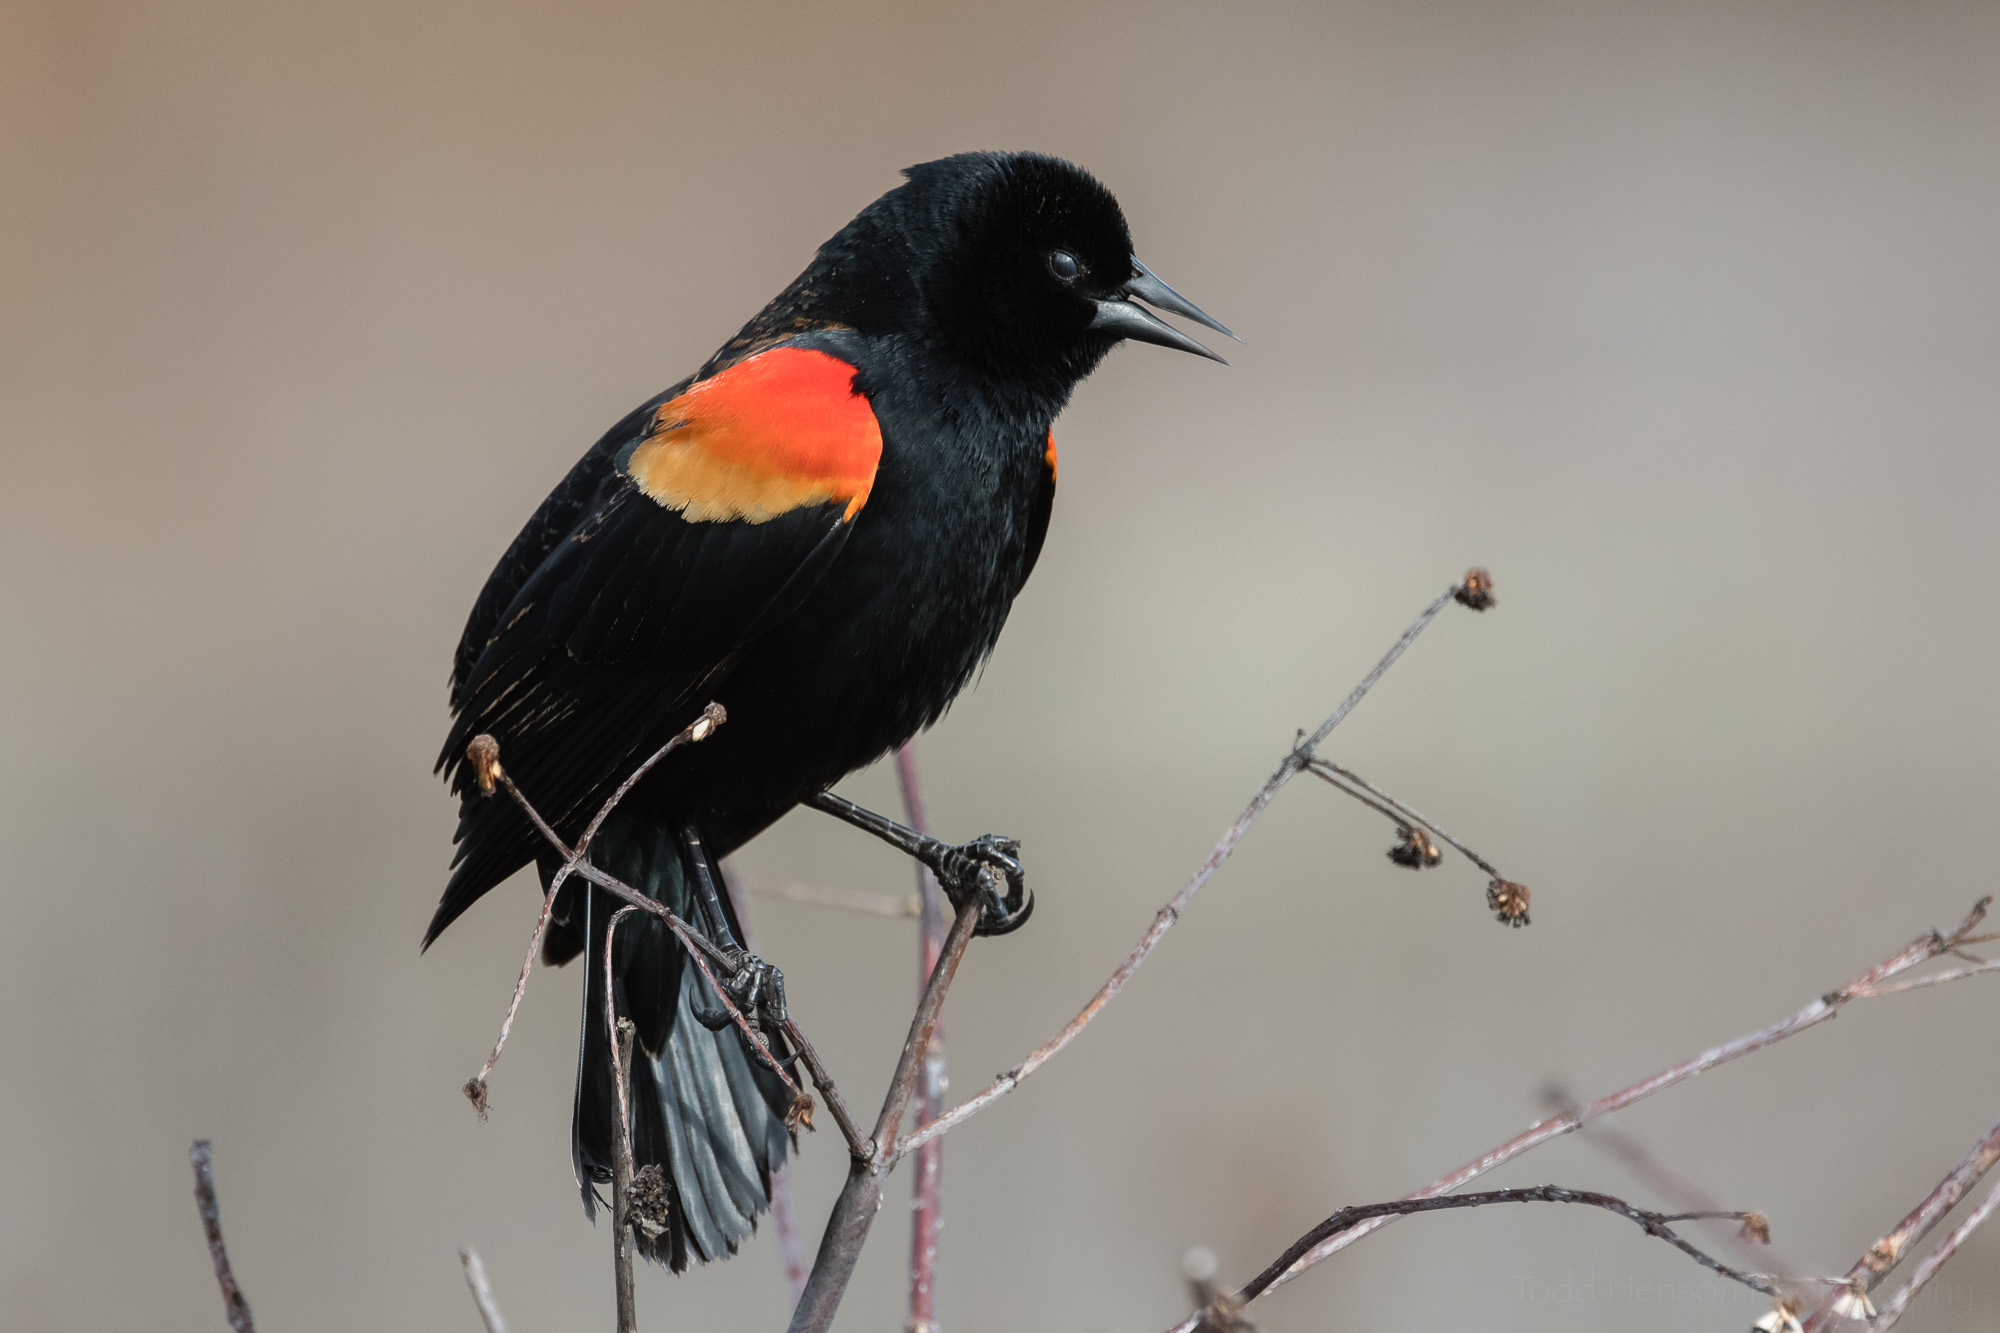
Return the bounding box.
[932,834,1035,936]
[693,949,788,1035]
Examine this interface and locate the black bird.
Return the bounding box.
[431,151,1230,1270]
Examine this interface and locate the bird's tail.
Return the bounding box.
[556,815,794,1271]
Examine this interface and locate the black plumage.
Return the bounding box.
[431,151,1226,1269]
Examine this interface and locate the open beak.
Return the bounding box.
[1089,256,1238,364]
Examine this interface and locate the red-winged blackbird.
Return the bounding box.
[431,151,1229,1270]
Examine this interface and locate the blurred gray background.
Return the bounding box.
[3,1,1997,1329]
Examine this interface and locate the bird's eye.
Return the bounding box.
[1048,250,1081,284]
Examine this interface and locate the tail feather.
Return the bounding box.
[569,818,793,1272]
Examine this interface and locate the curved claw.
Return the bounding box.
[939,834,1035,937]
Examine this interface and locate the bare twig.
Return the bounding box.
[463,705,726,1116]
[458,1246,508,1333]
[1303,757,1507,880]
[1154,896,1995,1332]
[781,1016,868,1158]
[1227,1186,1783,1310]
[721,870,810,1307]
[789,898,983,1333]
[188,1140,254,1333]
[893,576,1481,1163]
[1799,1113,2000,1332]
[736,871,921,919]
[896,743,951,1333]
[1869,1174,2000,1330]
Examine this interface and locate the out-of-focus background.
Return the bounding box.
[4,2,1997,1329]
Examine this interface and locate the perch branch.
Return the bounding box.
[188,1140,255,1333]
[788,897,983,1333]
[1304,757,1506,879]
[459,1246,508,1333]
[610,1013,638,1333]
[893,574,1486,1163]
[1799,1112,2000,1332]
[1158,895,1996,1332]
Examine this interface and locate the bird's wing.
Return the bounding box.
[1020,428,1058,584]
[428,345,883,945]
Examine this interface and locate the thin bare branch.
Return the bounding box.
[894,576,1483,1162]
[1544,1082,1806,1278]
[1869,1174,2000,1330]
[458,1247,508,1333]
[1848,956,1997,998]
[789,898,982,1333]
[188,1140,254,1333]
[1228,1186,1784,1310]
[896,742,951,1333]
[1799,1114,2000,1332]
[1150,895,1994,1332]
[780,1016,868,1159]
[738,874,920,919]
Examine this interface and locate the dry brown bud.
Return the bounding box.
[466,734,503,795]
[1864,1235,1901,1272]
[1387,824,1443,869]
[463,1076,490,1121]
[1455,567,1497,611]
[786,1092,816,1133]
[628,1163,672,1244]
[1487,878,1531,927]
[1738,1210,1772,1244]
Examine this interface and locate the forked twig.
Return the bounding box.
[188,1140,255,1333]
[892,574,1489,1164]
[471,714,808,1113]
[1869,1174,2000,1330]
[1159,896,1997,1333]
[788,898,983,1333]
[1799,1113,2000,1331]
[462,705,726,1117]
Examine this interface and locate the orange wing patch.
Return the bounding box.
[628,347,882,523]
[1044,429,1057,482]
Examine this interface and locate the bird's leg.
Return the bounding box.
[678,826,787,1034]
[803,790,1034,936]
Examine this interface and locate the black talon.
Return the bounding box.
[936,834,1034,936]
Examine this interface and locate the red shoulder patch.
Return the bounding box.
[628,347,882,523]
[1044,429,1058,483]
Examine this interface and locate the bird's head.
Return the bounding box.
[801,152,1233,396]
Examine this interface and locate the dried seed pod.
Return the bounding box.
[1387,824,1443,869]
[786,1092,816,1133]
[628,1163,673,1245]
[466,733,503,795]
[1487,878,1531,927]
[1738,1210,1772,1245]
[1455,567,1497,611]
